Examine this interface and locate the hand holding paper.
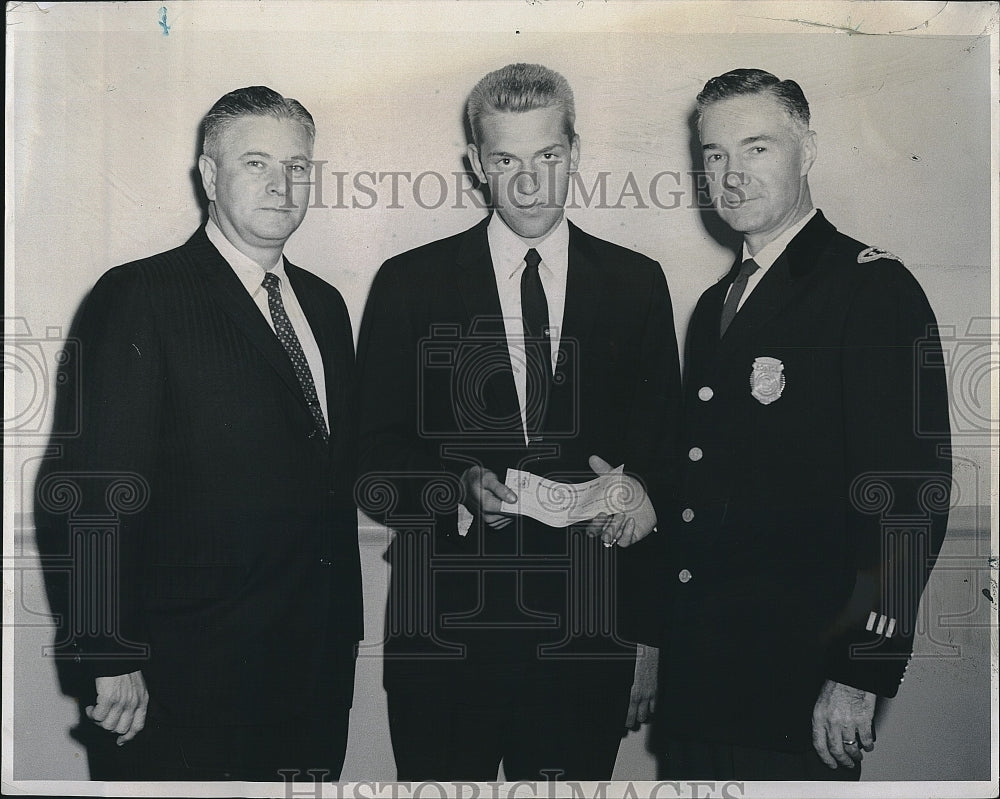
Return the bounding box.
[461,465,517,529]
[500,463,624,528]
[585,455,658,547]
[499,456,657,546]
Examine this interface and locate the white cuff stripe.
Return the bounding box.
[865,611,897,637]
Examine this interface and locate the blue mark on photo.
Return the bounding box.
[158,7,170,36]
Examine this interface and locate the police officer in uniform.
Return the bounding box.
[652,69,951,780]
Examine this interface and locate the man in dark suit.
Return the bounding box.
[34,86,362,781]
[654,69,952,780]
[356,63,681,781]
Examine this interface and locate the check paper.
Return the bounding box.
[501,465,625,527]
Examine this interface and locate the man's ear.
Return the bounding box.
[569,133,581,174]
[467,142,487,185]
[198,154,217,202]
[800,130,817,177]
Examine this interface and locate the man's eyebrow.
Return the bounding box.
[702,134,781,151]
[485,143,565,158]
[535,142,566,155]
[238,151,311,162]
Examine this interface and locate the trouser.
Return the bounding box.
[658,738,863,782]
[387,670,633,782]
[84,704,351,782]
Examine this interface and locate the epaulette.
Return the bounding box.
[857,246,903,264]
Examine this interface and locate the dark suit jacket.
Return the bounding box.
[356,216,681,693]
[658,211,951,751]
[35,227,363,726]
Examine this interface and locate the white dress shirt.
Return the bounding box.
[486,212,569,444]
[205,219,329,427]
[455,214,571,535]
[729,208,817,311]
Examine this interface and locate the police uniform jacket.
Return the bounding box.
[658,211,951,751]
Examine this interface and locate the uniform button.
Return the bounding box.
[698,386,714,401]
[688,447,703,461]
[681,508,694,523]
[678,569,692,583]
[319,557,332,566]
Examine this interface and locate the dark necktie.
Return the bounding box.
[520,248,551,440]
[261,272,329,443]
[719,257,760,337]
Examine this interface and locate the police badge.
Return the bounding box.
[750,357,785,405]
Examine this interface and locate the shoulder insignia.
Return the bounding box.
[857,246,902,264]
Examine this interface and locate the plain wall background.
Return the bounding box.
[5,0,996,791]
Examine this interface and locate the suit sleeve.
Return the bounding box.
[823,259,951,696]
[34,267,163,683]
[616,261,683,646]
[355,261,461,541]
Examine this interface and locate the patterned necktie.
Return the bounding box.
[521,248,551,441]
[719,257,760,337]
[261,272,329,443]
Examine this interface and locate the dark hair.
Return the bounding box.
[201,86,315,158]
[696,69,810,128]
[467,63,576,145]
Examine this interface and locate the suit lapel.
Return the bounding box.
[719,211,837,345]
[449,217,613,439]
[560,221,604,370]
[452,216,522,436]
[720,252,797,343]
[191,229,310,413]
[691,276,730,365]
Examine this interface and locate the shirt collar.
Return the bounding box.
[742,208,817,269]
[487,212,570,280]
[205,218,288,294]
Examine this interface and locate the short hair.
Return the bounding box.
[696,68,810,130]
[201,86,315,158]
[467,63,576,145]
